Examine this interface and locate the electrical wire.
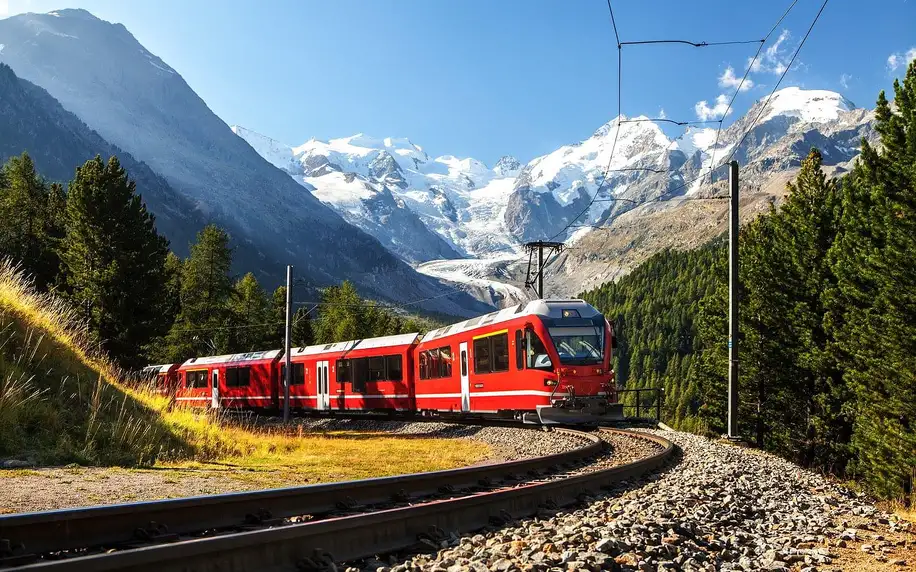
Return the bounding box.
[705,0,800,183]
[619,39,764,48]
[577,0,809,283]
[620,118,720,127]
[722,0,829,166]
[547,0,621,242]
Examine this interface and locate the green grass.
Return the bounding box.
[0,260,489,475]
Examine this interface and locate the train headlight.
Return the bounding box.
[596,368,603,375]
[544,380,557,387]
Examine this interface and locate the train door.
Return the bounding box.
[211,369,220,409]
[317,360,330,410]
[459,342,470,412]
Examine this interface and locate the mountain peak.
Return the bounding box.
[757,87,856,125]
[494,155,521,176]
[46,8,99,20]
[591,114,628,138]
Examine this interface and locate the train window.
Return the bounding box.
[351,357,368,392]
[419,351,429,380]
[186,370,207,388]
[429,349,441,379]
[439,346,452,378]
[387,355,403,381]
[368,356,386,382]
[527,330,553,370]
[461,350,468,376]
[336,359,351,383]
[281,363,306,386]
[225,367,251,388]
[515,330,525,370]
[473,338,491,373]
[492,333,510,372]
[474,333,509,374]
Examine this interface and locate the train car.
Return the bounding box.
[156,299,621,424]
[175,350,282,409]
[288,333,418,413]
[140,363,179,395]
[414,299,621,424]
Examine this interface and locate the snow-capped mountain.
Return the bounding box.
[232,128,524,259]
[233,86,876,302]
[553,87,877,295]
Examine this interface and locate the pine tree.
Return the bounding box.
[314,281,364,343]
[267,285,288,347]
[228,273,271,352]
[164,224,234,360]
[60,155,171,367]
[0,153,63,289]
[291,306,315,347]
[145,252,183,363]
[826,61,916,498]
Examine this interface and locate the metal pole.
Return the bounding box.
[537,243,544,299]
[728,161,740,439]
[283,265,293,423]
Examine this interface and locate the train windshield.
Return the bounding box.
[548,326,604,365]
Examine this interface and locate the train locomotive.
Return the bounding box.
[145,299,624,425]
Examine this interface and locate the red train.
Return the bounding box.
[144,299,624,424]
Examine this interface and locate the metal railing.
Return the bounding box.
[616,387,664,421]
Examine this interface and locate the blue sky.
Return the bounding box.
[3,0,915,164]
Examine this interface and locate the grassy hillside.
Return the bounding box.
[0,260,487,472]
[0,259,239,465]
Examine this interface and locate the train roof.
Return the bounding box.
[292,332,420,357]
[181,349,283,367]
[420,299,601,344]
[141,364,176,374]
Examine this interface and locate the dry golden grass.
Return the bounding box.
[156,430,489,488]
[0,260,489,475]
[880,499,916,524]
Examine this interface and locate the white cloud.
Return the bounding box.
[658,108,667,120]
[887,47,916,71]
[695,94,730,121]
[840,73,851,89]
[0,0,8,17]
[748,29,793,75]
[718,66,753,92]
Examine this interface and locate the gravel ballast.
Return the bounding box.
[282,418,588,461]
[364,429,914,572]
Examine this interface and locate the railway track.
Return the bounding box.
[0,428,674,572]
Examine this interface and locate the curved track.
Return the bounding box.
[0,428,674,572]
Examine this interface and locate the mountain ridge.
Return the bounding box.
[0,8,491,316]
[234,86,877,301]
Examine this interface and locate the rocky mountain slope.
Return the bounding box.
[231,126,461,264]
[0,9,489,316]
[551,88,877,295]
[231,127,525,260]
[0,63,208,260]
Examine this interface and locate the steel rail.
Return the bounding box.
[6,430,674,572]
[0,428,600,559]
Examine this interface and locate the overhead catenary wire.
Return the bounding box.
[602,1,800,186]
[619,118,720,127]
[579,0,819,285]
[722,0,829,166]
[705,0,800,184]
[547,2,773,245]
[619,39,764,48]
[547,0,622,243]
